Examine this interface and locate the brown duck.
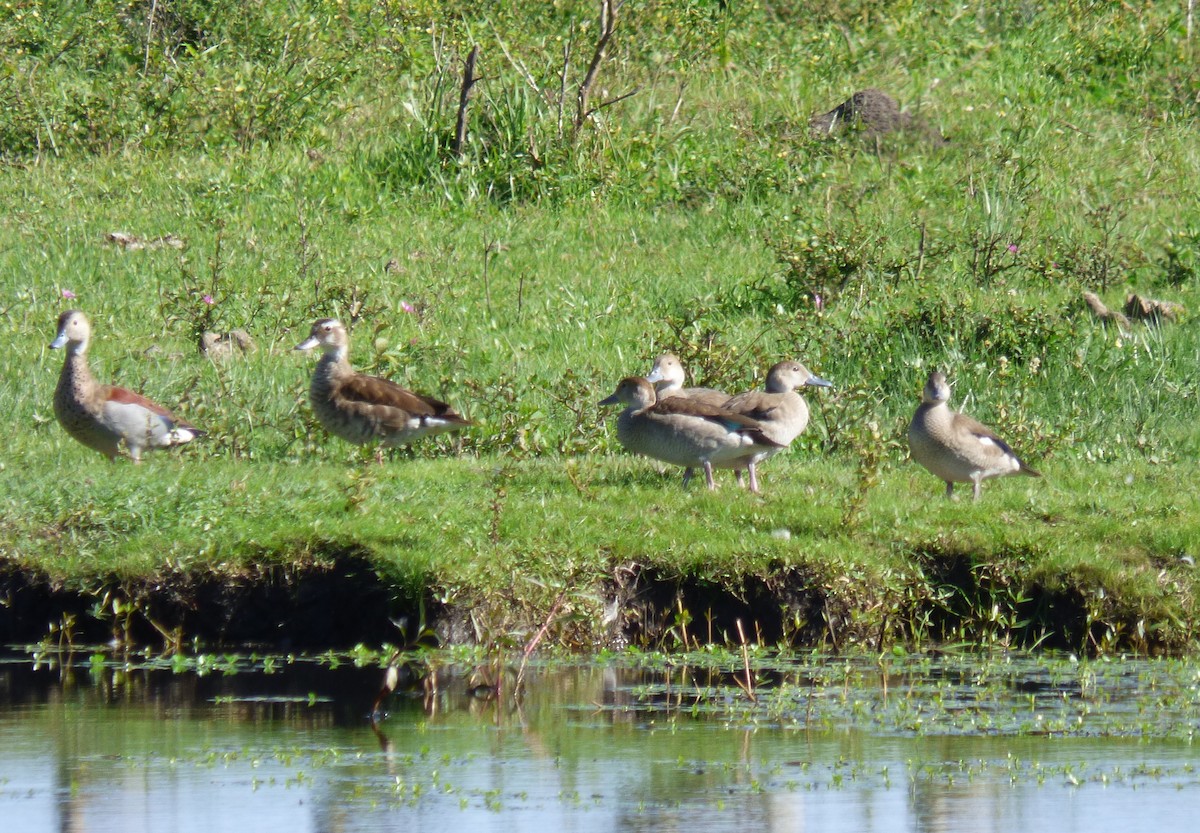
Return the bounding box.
[722,360,832,491]
[644,353,729,408]
[49,310,202,462]
[294,318,471,453]
[908,370,1040,500]
[599,376,784,491]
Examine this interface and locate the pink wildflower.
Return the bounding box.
[1007,244,1019,254]
[61,289,76,299]
[202,294,215,305]
[400,300,416,314]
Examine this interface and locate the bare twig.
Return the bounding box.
[915,221,926,282]
[735,619,757,701]
[47,29,87,67]
[143,0,158,76]
[583,87,640,122]
[517,590,568,692]
[452,45,480,157]
[558,26,574,138]
[483,239,507,318]
[573,0,621,136]
[669,79,688,125]
[494,28,548,102]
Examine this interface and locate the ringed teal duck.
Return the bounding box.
[645,353,732,486]
[599,376,784,491]
[49,310,202,462]
[644,353,729,409]
[907,370,1040,500]
[295,319,471,452]
[722,360,832,491]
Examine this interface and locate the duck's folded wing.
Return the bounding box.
[340,374,471,424]
[725,391,785,423]
[955,412,1018,457]
[653,396,784,445]
[102,385,202,433]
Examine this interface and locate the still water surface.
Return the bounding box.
[0,651,1197,832]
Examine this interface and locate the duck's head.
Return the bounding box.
[295,318,350,356]
[766,360,833,393]
[645,353,686,391]
[922,371,951,405]
[599,376,657,409]
[49,310,92,354]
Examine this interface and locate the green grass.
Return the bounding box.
[3,449,1196,650]
[2,1,1200,650]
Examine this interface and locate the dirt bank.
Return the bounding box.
[2,547,1188,654]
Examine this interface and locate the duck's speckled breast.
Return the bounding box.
[54,353,121,455]
[310,357,382,445]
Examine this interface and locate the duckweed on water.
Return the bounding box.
[601,648,1200,741]
[18,644,1200,741]
[4,644,1200,830]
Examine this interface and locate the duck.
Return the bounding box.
[599,376,784,491]
[907,370,1041,500]
[722,360,832,491]
[49,310,203,462]
[199,329,256,360]
[644,353,729,408]
[294,318,472,454]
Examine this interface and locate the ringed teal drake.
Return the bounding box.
[295,318,472,453]
[644,353,729,409]
[907,370,1041,500]
[49,310,203,462]
[599,376,784,491]
[722,360,832,491]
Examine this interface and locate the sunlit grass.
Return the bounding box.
[2,2,1200,648]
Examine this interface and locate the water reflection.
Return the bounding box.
[0,653,1197,832]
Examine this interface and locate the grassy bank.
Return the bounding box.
[2,1,1199,651]
[3,451,1196,653]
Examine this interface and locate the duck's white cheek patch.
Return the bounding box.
[170,428,198,443]
[976,436,997,448]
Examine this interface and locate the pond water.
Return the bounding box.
[1,649,1198,832]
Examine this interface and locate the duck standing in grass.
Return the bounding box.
[599,376,784,491]
[722,360,832,492]
[295,318,471,457]
[644,352,735,487]
[49,310,203,462]
[644,353,729,408]
[907,370,1040,500]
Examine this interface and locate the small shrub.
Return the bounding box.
[757,218,912,312]
[1158,227,1200,288]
